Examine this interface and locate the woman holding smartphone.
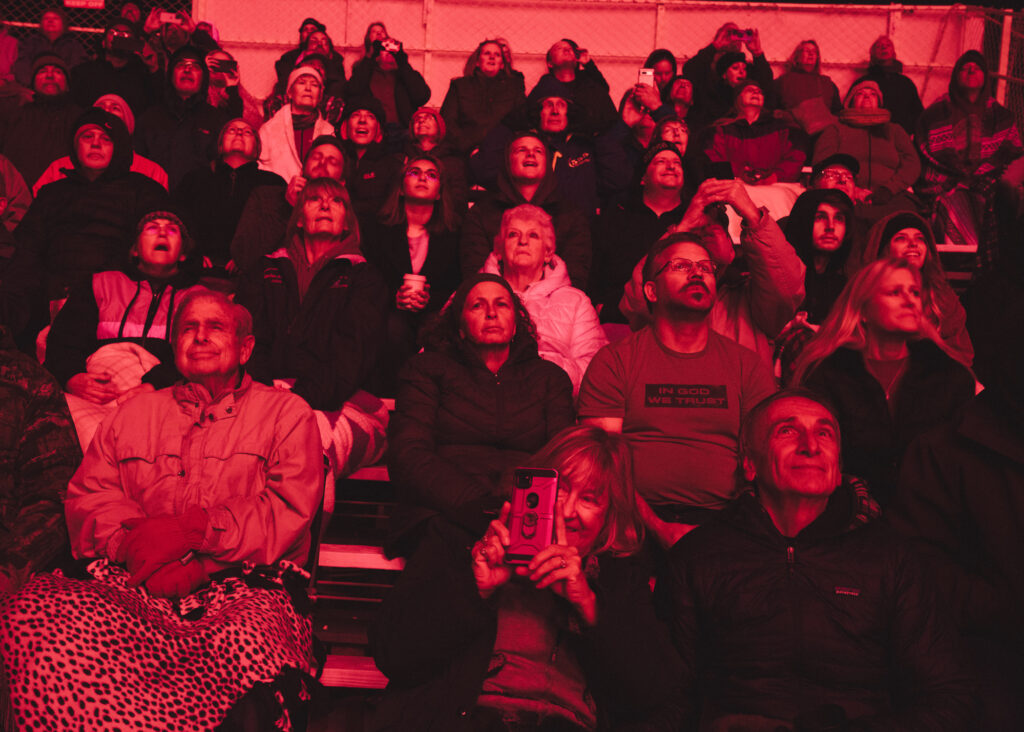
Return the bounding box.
[372,425,686,732]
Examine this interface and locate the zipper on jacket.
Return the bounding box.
[786,545,795,574]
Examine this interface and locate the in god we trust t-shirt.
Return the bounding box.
[578,327,776,509]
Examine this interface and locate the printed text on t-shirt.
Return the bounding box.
[644,384,728,408]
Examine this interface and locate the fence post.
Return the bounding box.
[423,0,434,94]
[996,9,1012,105]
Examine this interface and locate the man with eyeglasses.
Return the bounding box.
[580,184,779,548]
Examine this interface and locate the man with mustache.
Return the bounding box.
[579,186,779,549]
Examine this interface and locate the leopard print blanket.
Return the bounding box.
[0,560,315,731]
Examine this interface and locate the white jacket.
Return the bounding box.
[483,254,607,394]
[258,104,335,184]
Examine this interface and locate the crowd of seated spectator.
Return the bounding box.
[1,4,1024,729]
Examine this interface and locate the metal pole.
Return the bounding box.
[997,9,1012,105]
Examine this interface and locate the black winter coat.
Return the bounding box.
[136,90,230,189]
[803,341,974,505]
[13,169,167,302]
[0,95,82,186]
[174,160,285,266]
[440,70,526,154]
[386,332,574,549]
[459,168,592,290]
[667,485,973,730]
[238,251,388,412]
[890,391,1024,652]
[371,516,687,732]
[341,140,404,220]
[591,194,688,323]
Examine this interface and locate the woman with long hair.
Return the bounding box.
[792,257,974,504]
[361,153,462,393]
[373,424,685,730]
[853,210,973,365]
[386,273,574,553]
[776,40,841,138]
[482,204,606,394]
[441,38,526,154]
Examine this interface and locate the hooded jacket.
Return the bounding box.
[135,46,232,189]
[482,253,606,393]
[668,482,973,729]
[460,161,593,289]
[13,109,168,301]
[857,210,973,365]
[783,188,856,323]
[916,50,1023,198]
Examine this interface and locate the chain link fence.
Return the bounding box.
[2,1,1018,111]
[3,1,191,57]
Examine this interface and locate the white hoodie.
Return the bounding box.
[483,253,607,395]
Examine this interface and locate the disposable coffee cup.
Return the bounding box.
[402,274,428,294]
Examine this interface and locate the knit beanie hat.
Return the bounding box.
[410,106,446,141]
[715,51,746,77]
[136,209,194,255]
[32,51,68,78]
[640,140,683,173]
[94,93,135,134]
[341,96,385,125]
[299,17,326,33]
[879,212,932,253]
[287,64,324,94]
[843,79,883,108]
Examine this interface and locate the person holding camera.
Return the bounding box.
[526,39,618,136]
[683,23,774,135]
[372,424,686,732]
[345,29,430,143]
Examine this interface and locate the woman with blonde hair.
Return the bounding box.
[776,39,841,137]
[373,424,685,730]
[853,210,972,365]
[793,257,974,505]
[482,203,606,394]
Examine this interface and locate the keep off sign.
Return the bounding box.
[64,0,106,8]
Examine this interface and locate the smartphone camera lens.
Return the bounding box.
[526,492,539,509]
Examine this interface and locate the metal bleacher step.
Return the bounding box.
[320,654,389,690]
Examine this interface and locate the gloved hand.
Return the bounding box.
[119,507,209,586]
[144,559,209,599]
